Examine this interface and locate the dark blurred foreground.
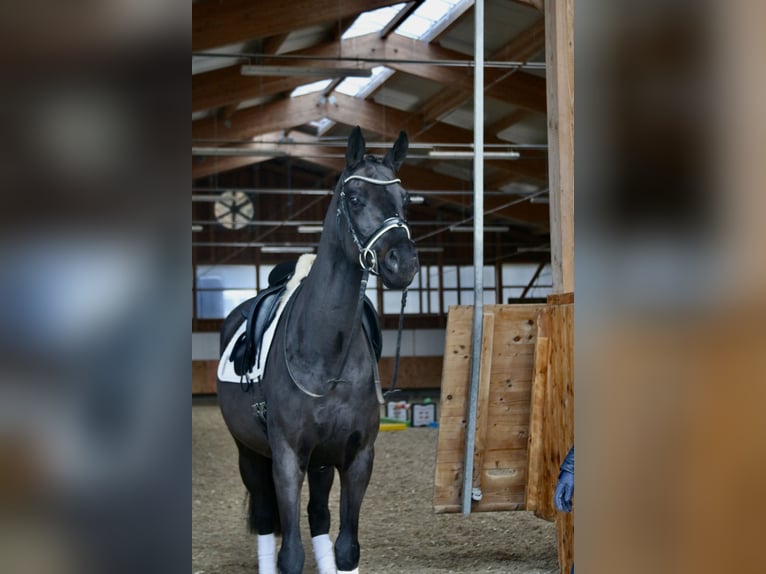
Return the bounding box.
[577,1,766,573]
[0,2,188,573]
[0,1,764,573]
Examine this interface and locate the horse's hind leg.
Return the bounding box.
[336,444,374,573]
[307,466,337,574]
[236,443,279,574]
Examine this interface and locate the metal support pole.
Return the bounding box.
[461,0,484,516]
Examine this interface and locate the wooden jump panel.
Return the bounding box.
[433,304,545,513]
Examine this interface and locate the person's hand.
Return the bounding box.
[554,469,574,512]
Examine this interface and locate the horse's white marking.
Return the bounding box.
[218,254,315,384]
[257,533,277,574]
[311,534,337,574]
[337,569,360,574]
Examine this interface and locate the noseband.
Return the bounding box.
[337,174,412,275]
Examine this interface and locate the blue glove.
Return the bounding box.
[554,446,574,512]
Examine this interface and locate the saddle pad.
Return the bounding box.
[218,285,301,384]
[218,255,314,384]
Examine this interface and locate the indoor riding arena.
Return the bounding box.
[193,1,574,573]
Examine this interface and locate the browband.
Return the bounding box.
[342,175,402,186]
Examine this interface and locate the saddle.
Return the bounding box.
[229,260,382,379]
[229,260,296,377]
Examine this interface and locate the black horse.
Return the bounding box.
[217,127,418,574]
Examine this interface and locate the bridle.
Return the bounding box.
[282,171,413,401]
[337,173,412,275]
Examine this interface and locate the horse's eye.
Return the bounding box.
[348,194,361,207]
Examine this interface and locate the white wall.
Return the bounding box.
[192,329,446,361]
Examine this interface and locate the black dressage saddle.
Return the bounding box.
[229,261,382,378]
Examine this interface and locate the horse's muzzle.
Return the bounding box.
[380,241,419,290]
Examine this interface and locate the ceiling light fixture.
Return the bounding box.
[192,147,286,157]
[428,150,521,160]
[241,65,372,78]
[261,245,315,254]
[408,195,425,204]
[297,225,324,234]
[416,246,445,253]
[450,225,509,233]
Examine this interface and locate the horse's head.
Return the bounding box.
[336,126,419,290]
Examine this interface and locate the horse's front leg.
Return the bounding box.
[335,444,374,574]
[308,465,337,574]
[270,436,307,574]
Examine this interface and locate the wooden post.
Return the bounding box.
[545,0,574,294]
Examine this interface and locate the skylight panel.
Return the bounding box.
[395,14,434,39]
[335,66,393,98]
[290,79,332,98]
[395,0,464,40]
[342,3,407,39]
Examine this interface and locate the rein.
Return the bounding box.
[283,173,412,400]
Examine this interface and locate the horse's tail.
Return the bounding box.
[245,492,281,536]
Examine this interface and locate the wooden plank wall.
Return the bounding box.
[433,304,545,513]
[192,360,218,394]
[192,356,444,394]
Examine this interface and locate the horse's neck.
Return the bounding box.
[301,246,361,314]
[293,234,364,348]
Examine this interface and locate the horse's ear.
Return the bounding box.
[346,126,366,168]
[384,130,409,172]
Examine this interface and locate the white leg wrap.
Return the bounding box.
[257,533,277,574]
[337,569,359,574]
[311,534,337,574]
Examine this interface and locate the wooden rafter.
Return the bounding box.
[192,67,303,113]
[192,90,547,183]
[192,95,323,142]
[193,0,403,51]
[192,32,546,114]
[329,33,547,112]
[193,154,270,181]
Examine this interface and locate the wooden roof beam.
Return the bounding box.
[193,155,271,181]
[193,32,546,114]
[193,0,403,51]
[325,93,548,181]
[193,69,309,113]
[192,94,326,142]
[362,34,546,113]
[281,33,547,112]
